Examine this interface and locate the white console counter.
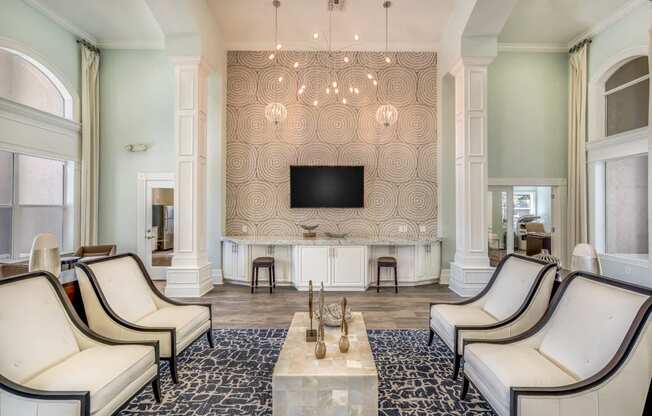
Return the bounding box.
[221,236,441,291]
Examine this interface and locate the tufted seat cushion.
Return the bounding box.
[464,343,577,415]
[25,343,155,414]
[430,304,497,350]
[137,305,210,346]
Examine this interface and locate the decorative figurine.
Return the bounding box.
[314,282,327,359]
[306,280,317,342]
[338,297,350,353]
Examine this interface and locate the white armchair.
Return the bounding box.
[0,271,161,416]
[461,271,652,416]
[75,253,213,383]
[429,254,557,379]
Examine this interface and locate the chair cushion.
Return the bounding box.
[87,257,158,322]
[538,277,649,380]
[465,343,577,414]
[137,305,210,346]
[430,304,498,351]
[25,345,154,413]
[253,257,274,264]
[482,257,545,321]
[0,277,80,383]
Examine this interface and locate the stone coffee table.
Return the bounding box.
[272,312,379,416]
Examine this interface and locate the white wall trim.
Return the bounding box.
[97,40,165,50]
[21,0,97,44]
[497,43,567,53]
[224,41,440,52]
[567,0,646,49]
[488,177,567,186]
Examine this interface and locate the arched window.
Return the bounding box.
[0,47,73,119]
[604,56,649,136]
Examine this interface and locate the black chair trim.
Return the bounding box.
[0,272,161,416]
[461,271,652,416]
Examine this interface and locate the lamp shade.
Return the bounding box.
[376,104,398,127]
[265,102,287,125]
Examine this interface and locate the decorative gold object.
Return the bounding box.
[338,297,350,353]
[314,282,326,359]
[306,280,317,342]
[300,224,318,239]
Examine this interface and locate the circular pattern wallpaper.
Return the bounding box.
[226,50,437,238]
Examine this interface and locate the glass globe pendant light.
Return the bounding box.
[265,0,287,125]
[376,1,398,127]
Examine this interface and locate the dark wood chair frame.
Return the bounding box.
[377,257,398,293]
[251,258,275,294]
[428,253,556,379]
[0,271,162,416]
[459,271,652,416]
[75,253,214,384]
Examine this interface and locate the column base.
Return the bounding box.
[450,262,494,297]
[165,263,213,297]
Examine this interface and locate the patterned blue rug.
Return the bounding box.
[120,329,495,415]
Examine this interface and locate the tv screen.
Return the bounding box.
[290,166,364,208]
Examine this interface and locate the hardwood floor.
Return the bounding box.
[156,281,463,329]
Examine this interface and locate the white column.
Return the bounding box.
[166,57,212,297]
[449,58,494,296]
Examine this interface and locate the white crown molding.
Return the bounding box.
[96,40,165,50]
[488,177,568,186]
[498,42,567,53]
[21,0,97,44]
[566,0,646,48]
[225,40,440,52]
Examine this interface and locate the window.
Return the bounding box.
[0,150,74,259]
[513,191,536,226]
[0,47,72,119]
[604,56,649,136]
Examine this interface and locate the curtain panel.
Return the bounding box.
[80,45,100,245]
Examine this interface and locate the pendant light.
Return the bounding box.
[265,0,287,125]
[375,0,398,127]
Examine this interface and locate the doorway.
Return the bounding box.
[137,173,174,280]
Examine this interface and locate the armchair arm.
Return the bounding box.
[0,374,90,416]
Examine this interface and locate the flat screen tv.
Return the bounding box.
[290,166,364,208]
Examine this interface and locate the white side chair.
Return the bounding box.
[29,233,61,276]
[75,253,213,383]
[0,271,161,416]
[461,271,652,416]
[429,254,557,379]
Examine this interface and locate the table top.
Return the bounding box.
[273,312,378,378]
[223,235,440,246]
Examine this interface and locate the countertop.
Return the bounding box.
[221,235,441,246]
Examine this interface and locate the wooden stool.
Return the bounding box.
[377,257,398,293]
[252,257,275,294]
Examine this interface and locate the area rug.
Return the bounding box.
[120,329,495,415]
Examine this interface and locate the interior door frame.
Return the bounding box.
[488,186,514,254]
[137,172,174,280]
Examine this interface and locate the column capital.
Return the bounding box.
[450,56,495,76]
[170,55,213,73]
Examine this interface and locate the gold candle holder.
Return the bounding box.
[338,297,350,353]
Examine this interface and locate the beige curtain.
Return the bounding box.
[80,45,100,245]
[567,43,589,260]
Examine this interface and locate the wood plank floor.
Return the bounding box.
[156,282,463,329]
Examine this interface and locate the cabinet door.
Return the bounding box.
[296,246,330,287]
[272,245,292,283]
[222,242,234,278]
[232,243,249,283]
[332,246,366,287]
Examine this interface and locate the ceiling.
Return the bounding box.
[499,0,635,45]
[208,0,454,51]
[23,0,164,48]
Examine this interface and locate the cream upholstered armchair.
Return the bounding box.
[429,254,557,379]
[75,253,213,383]
[0,271,161,416]
[461,271,652,416]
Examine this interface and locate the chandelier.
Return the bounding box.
[265,0,287,125]
[375,1,398,127]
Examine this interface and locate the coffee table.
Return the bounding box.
[272,312,378,416]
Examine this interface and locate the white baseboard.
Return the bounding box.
[439,269,450,285]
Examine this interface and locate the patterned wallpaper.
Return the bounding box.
[226,50,437,238]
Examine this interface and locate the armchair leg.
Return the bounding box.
[428,328,434,346]
[452,354,461,380]
[460,375,469,400]
[152,377,161,403]
[170,358,179,384]
[207,329,215,348]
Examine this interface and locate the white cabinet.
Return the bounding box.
[249,245,292,285]
[222,241,247,284]
[293,245,368,290]
[416,243,441,281]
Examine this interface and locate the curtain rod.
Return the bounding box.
[568,38,591,54]
[77,39,100,54]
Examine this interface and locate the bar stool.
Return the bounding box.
[377,256,398,293]
[252,257,275,294]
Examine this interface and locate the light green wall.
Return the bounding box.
[99,50,175,253]
[0,0,80,106]
[488,51,569,179]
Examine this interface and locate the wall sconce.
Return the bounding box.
[124,144,149,152]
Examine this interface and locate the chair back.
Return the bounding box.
[481,255,555,321]
[77,254,158,323]
[0,273,80,383]
[538,273,651,380]
[28,233,61,276]
[74,244,117,258]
